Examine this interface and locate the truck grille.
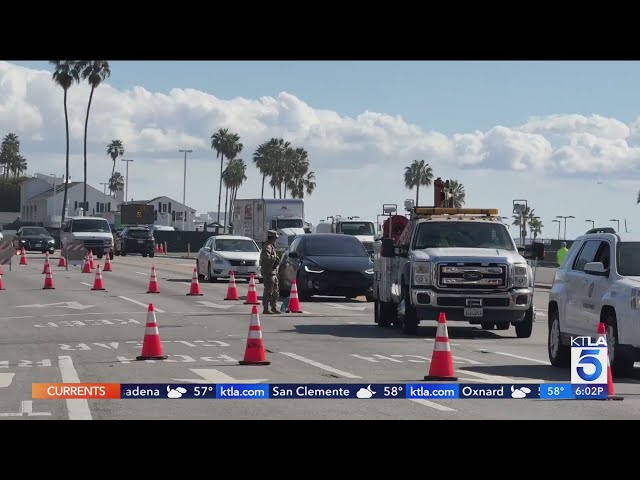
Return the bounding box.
[83,239,106,247]
[228,259,256,267]
[437,263,507,290]
[362,241,374,252]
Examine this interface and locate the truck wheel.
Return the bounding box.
[401,283,419,335]
[548,308,570,367]
[604,313,634,377]
[375,289,392,327]
[197,262,205,282]
[515,306,534,338]
[109,250,114,260]
[97,254,103,259]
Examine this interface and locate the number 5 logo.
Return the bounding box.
[577,349,603,382]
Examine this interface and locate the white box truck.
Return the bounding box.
[315,215,377,254]
[232,198,306,251]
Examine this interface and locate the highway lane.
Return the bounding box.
[1,253,639,420]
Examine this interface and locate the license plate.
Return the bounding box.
[464,308,483,317]
[137,240,144,244]
[236,266,248,273]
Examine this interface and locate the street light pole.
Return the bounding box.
[585,219,595,230]
[179,149,192,231]
[552,219,561,240]
[100,182,108,213]
[610,218,620,232]
[121,159,134,203]
[555,215,575,241]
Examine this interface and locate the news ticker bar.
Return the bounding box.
[31,383,608,400]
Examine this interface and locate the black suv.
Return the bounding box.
[116,227,155,257]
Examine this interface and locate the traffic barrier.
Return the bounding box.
[63,241,86,269]
[147,265,160,293]
[225,271,239,300]
[424,312,458,381]
[0,240,13,270]
[186,267,203,296]
[42,269,55,290]
[103,253,112,272]
[244,274,260,305]
[598,322,623,401]
[288,279,303,313]
[239,305,271,366]
[91,264,106,291]
[136,304,167,360]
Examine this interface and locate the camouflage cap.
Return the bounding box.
[267,230,279,238]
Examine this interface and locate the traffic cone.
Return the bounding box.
[136,304,167,360]
[91,264,106,291]
[288,279,303,313]
[147,265,160,293]
[82,255,92,273]
[42,269,55,290]
[424,312,458,381]
[89,251,95,269]
[187,267,203,296]
[19,250,27,265]
[597,322,624,401]
[239,305,271,366]
[57,255,66,267]
[244,274,261,305]
[42,260,51,275]
[225,271,240,300]
[103,253,112,272]
[154,244,159,253]
[0,273,5,291]
[159,243,164,254]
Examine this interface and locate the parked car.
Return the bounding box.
[60,216,114,260]
[12,226,55,254]
[116,227,155,257]
[278,233,375,301]
[196,235,262,283]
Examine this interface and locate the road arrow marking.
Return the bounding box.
[17,302,95,310]
[322,303,366,311]
[194,301,232,310]
[0,373,14,387]
[172,368,267,384]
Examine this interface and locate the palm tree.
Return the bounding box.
[107,140,124,176]
[224,158,248,225]
[211,128,243,224]
[253,141,277,199]
[79,61,111,212]
[285,147,316,199]
[403,159,433,205]
[512,206,537,242]
[0,133,19,180]
[447,179,466,208]
[50,60,81,223]
[108,172,124,197]
[265,138,290,198]
[9,154,27,177]
[529,217,543,239]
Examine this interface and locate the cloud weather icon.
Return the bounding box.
[167,386,188,399]
[510,386,531,399]
[356,385,376,399]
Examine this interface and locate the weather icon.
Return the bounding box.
[510,386,531,399]
[167,386,188,398]
[356,385,376,399]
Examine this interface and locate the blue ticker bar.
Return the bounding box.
[540,384,574,400]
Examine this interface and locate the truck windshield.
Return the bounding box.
[413,222,515,251]
[339,222,375,236]
[617,242,640,276]
[276,219,303,229]
[72,219,110,233]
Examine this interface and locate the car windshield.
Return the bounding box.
[276,219,303,229]
[72,219,110,233]
[617,242,640,276]
[21,227,49,236]
[128,229,151,239]
[304,236,368,257]
[339,222,375,236]
[215,239,259,252]
[413,222,515,250]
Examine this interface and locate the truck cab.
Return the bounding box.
[271,217,306,251]
[316,216,377,254]
[374,207,534,337]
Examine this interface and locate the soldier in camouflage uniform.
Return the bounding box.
[260,230,281,314]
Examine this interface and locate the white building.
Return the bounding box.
[127,196,197,231]
[20,174,123,227]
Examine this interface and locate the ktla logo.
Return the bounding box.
[570,336,608,385]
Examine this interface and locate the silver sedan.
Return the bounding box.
[196,235,263,283]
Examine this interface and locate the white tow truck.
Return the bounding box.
[373,203,535,337]
[315,215,377,254]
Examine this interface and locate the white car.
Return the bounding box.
[547,231,640,376]
[196,235,262,283]
[60,216,115,260]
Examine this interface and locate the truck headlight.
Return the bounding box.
[514,264,529,288]
[413,262,432,285]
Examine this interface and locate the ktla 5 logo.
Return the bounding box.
[571,336,607,383]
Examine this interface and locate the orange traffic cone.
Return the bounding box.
[288,279,303,313]
[597,322,623,401]
[424,312,458,381]
[0,272,5,291]
[42,269,55,290]
[159,243,164,254]
[91,264,106,291]
[244,274,260,305]
[19,250,27,265]
[89,251,95,269]
[154,244,159,253]
[42,260,51,275]
[57,255,66,267]
[147,265,160,293]
[82,255,92,273]
[225,271,239,300]
[239,305,271,365]
[136,304,167,360]
[187,267,203,296]
[103,254,112,272]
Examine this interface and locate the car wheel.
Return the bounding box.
[548,308,570,367]
[296,272,311,301]
[149,252,154,258]
[109,250,114,260]
[604,312,634,377]
[197,262,205,281]
[97,254,103,259]
[208,263,217,283]
[142,253,148,257]
[121,250,126,256]
[515,306,534,338]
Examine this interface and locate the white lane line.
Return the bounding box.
[118,296,165,313]
[181,282,191,286]
[80,282,92,287]
[58,356,92,420]
[493,351,551,365]
[280,352,362,379]
[135,272,148,276]
[322,303,366,311]
[452,356,483,365]
[409,399,457,412]
[0,316,35,320]
[458,369,517,383]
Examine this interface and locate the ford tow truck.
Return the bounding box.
[373,203,535,337]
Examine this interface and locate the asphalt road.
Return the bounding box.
[1,252,639,420]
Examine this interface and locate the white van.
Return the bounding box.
[61,216,115,260]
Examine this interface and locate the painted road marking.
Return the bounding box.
[409,399,457,412]
[0,360,53,368]
[195,301,232,310]
[489,351,551,365]
[135,272,148,276]
[458,369,518,383]
[80,282,92,287]
[0,400,51,417]
[34,319,142,328]
[116,354,237,364]
[352,354,483,365]
[172,368,267,384]
[322,303,366,311]
[118,296,165,313]
[17,301,95,310]
[280,352,362,379]
[0,373,14,387]
[58,356,92,420]
[59,340,229,351]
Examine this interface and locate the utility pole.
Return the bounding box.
[610,218,620,232]
[179,149,192,231]
[585,219,594,230]
[121,159,134,203]
[552,219,561,240]
[556,215,575,241]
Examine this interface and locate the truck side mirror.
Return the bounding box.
[380,238,395,258]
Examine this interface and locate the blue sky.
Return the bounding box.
[4,60,640,240]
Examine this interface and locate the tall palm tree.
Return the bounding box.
[10,154,27,177]
[107,140,124,176]
[108,171,124,197]
[403,159,433,205]
[252,140,278,199]
[529,217,543,239]
[211,128,243,224]
[224,158,248,225]
[79,61,111,212]
[447,179,466,208]
[0,133,19,180]
[265,138,290,198]
[50,60,81,224]
[512,206,537,242]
